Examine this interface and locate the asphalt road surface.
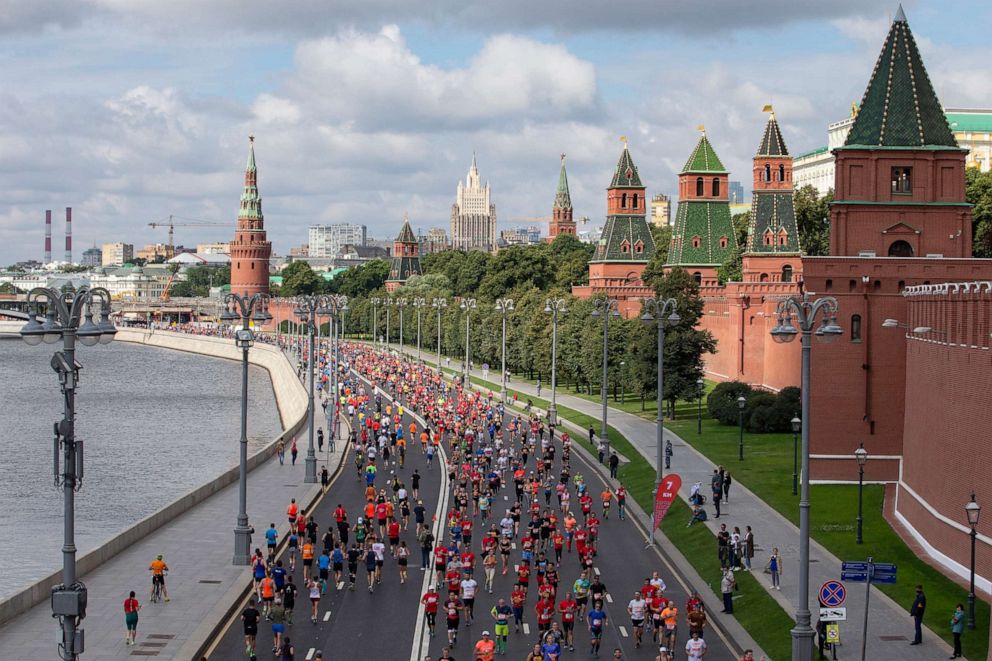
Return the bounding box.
[207,349,737,660]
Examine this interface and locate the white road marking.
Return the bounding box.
[619,626,628,638]
[514,564,519,573]
[593,567,601,576]
[323,611,331,621]
[605,594,613,603]
[504,495,509,500]
[511,543,517,550]
[336,581,345,591]
[306,648,315,660]
[523,623,530,635]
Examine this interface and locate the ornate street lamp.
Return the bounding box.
[396,298,408,357]
[20,285,116,661]
[641,296,680,490]
[591,298,620,457]
[855,443,868,544]
[965,494,982,630]
[292,295,329,484]
[495,298,514,402]
[770,292,843,661]
[460,298,477,383]
[318,295,348,443]
[370,297,381,345]
[432,298,447,372]
[791,416,801,496]
[544,299,567,425]
[412,298,426,362]
[737,395,746,460]
[697,378,705,435]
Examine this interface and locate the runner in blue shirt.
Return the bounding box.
[587,600,608,657]
[265,523,278,553]
[271,561,287,594]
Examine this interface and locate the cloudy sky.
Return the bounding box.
[2,0,990,265]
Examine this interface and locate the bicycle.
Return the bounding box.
[150,572,166,603]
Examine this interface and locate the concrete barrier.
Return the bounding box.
[0,328,308,627]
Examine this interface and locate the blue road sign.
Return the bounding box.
[842,561,868,572]
[873,564,897,574]
[871,574,898,585]
[842,571,867,583]
[819,580,847,607]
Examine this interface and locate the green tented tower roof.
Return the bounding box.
[681,133,728,174]
[610,144,644,188]
[843,6,957,149]
[554,156,572,210]
[592,144,655,263]
[757,114,789,157]
[667,201,735,267]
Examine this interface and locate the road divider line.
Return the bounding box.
[605,594,613,603]
[306,648,315,660]
[323,611,331,622]
[619,626,628,638]
[523,623,530,635]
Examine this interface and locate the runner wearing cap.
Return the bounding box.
[474,631,496,661]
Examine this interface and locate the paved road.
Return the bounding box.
[209,347,737,660]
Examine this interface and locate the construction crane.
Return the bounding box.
[147,215,230,250]
[509,215,590,225]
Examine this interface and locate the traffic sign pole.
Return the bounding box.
[861,557,873,661]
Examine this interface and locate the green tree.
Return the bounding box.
[279,261,322,296]
[794,185,832,256]
[717,243,743,285]
[966,167,992,257]
[0,282,19,294]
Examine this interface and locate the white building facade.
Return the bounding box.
[451,155,497,252]
[308,224,367,258]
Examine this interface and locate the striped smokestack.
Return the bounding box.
[64,207,72,264]
[45,210,52,263]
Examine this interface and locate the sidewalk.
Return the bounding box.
[388,343,952,659]
[0,414,346,661]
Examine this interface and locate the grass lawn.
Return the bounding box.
[442,364,796,658]
[666,414,991,660]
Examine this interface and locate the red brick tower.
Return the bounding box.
[385,212,422,293]
[548,154,576,240]
[229,136,272,297]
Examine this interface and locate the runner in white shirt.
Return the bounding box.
[461,577,478,624]
[371,540,387,584]
[649,571,667,594]
[500,513,514,538]
[627,592,648,648]
[685,630,707,659]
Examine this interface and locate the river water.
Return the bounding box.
[0,338,281,599]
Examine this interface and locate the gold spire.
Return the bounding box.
[697,124,706,135]
[620,135,628,149]
[762,104,775,119]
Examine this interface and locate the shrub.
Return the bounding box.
[744,392,779,432]
[707,381,755,425]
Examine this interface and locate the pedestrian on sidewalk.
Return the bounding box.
[765,548,782,590]
[909,584,926,645]
[950,602,965,658]
[616,484,627,521]
[317,428,324,453]
[598,440,606,464]
[742,526,754,571]
[291,438,299,465]
[608,453,619,479]
[723,472,732,503]
[123,591,140,645]
[276,440,285,465]
[711,483,722,519]
[664,439,673,469]
[720,569,736,614]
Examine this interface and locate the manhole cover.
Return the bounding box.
[284,484,299,487]
[879,635,908,641]
[130,652,159,656]
[146,635,175,640]
[139,642,168,648]
[199,580,222,584]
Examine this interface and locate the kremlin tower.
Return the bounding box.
[229,136,272,297]
[548,154,576,241]
[385,213,422,293]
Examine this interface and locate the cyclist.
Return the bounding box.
[149,555,169,602]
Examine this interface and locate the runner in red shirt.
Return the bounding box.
[434,546,448,584]
[535,597,555,640]
[558,592,578,652]
[421,586,440,637]
[516,562,531,595]
[552,530,565,563]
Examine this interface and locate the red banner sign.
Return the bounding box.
[652,474,682,530]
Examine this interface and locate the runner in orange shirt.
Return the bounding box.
[600,488,613,519]
[474,631,496,661]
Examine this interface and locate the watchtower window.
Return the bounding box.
[888,240,914,257]
[778,164,785,182]
[633,240,644,254]
[851,314,862,342]
[763,230,773,246]
[693,272,702,285]
[691,235,701,249]
[781,265,793,282]
[695,177,704,196]
[891,167,912,194]
[712,178,720,196]
[621,193,628,208]
[764,164,771,182]
[719,236,728,249]
[632,193,639,209]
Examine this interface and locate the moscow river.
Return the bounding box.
[0,338,282,599]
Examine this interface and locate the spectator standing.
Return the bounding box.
[719,569,735,614]
[909,584,926,645]
[949,602,964,658]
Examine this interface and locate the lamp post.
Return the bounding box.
[791,416,801,496]
[495,298,514,402]
[293,295,329,484]
[319,295,348,443]
[641,296,680,491]
[20,285,116,661]
[965,494,982,630]
[737,395,746,461]
[697,378,704,435]
[771,292,843,661]
[385,297,393,350]
[854,442,868,544]
[371,297,380,345]
[591,298,620,457]
[619,361,625,403]
[544,298,567,426]
[396,298,408,357]
[460,298,477,384]
[413,297,426,362]
[218,293,272,564]
[433,298,447,372]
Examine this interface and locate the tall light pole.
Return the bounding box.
[385,297,393,350]
[218,293,272,564]
[641,296,679,490]
[20,285,116,661]
[591,298,620,457]
[396,298,408,357]
[791,416,801,496]
[855,442,868,544]
[460,298,477,384]
[771,292,843,661]
[737,395,746,461]
[433,298,447,372]
[619,361,625,403]
[371,297,380,345]
[293,295,329,484]
[544,298,567,426]
[413,297,426,362]
[495,298,514,402]
[319,295,348,443]
[965,494,982,630]
[697,378,704,435]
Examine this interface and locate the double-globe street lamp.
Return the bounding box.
[737,395,746,461]
[433,298,448,372]
[770,292,843,661]
[21,285,116,661]
[640,296,680,492]
[591,298,620,458]
[370,297,380,345]
[220,294,272,563]
[495,298,514,402]
[460,298,477,384]
[412,298,426,362]
[791,416,801,496]
[965,494,982,630]
[395,298,408,357]
[385,297,393,349]
[321,295,349,444]
[544,298,567,426]
[697,378,705,435]
[292,295,329,484]
[855,442,868,544]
